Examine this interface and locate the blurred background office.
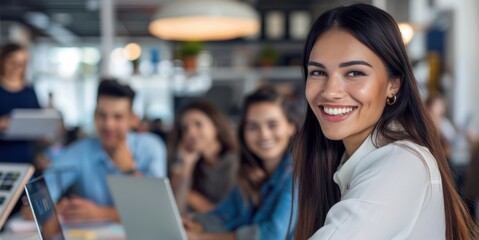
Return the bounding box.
[1,0,479,223]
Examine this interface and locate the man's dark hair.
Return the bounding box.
[96,78,135,108]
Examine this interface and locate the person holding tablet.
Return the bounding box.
[0,42,41,164]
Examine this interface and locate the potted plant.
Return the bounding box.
[257,46,279,67]
[178,41,204,72]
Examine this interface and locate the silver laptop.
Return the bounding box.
[0,163,34,229]
[24,176,65,240]
[107,176,187,240]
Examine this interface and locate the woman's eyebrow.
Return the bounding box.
[339,60,373,68]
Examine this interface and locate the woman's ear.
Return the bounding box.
[388,76,402,96]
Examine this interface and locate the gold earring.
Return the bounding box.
[386,95,397,105]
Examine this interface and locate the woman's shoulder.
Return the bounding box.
[388,140,436,167]
[22,84,35,90]
[220,150,239,161]
[0,84,35,94]
[17,85,36,95]
[366,139,435,163]
[360,140,441,182]
[216,150,239,170]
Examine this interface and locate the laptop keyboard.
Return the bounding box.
[0,164,35,229]
[0,171,21,207]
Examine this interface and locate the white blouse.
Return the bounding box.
[309,136,446,240]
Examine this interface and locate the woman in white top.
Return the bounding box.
[293,3,478,240]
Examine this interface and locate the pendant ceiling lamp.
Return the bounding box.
[149,0,260,41]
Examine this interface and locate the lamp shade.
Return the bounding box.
[149,0,260,41]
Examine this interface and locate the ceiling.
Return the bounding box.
[0,0,383,42]
[0,0,165,38]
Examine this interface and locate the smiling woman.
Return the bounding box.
[238,86,300,206]
[170,100,238,215]
[305,28,400,155]
[294,3,478,240]
[184,86,300,240]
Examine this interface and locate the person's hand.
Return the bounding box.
[187,191,215,213]
[0,116,10,131]
[109,140,137,173]
[183,217,203,233]
[58,197,117,223]
[178,141,200,171]
[34,153,52,171]
[186,230,203,240]
[21,196,34,220]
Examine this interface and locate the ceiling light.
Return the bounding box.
[124,43,142,61]
[149,0,260,41]
[398,22,414,45]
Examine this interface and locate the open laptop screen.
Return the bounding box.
[24,176,65,240]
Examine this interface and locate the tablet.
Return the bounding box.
[2,109,61,140]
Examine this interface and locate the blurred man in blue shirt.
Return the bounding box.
[43,79,167,223]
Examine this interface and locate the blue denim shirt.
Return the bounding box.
[44,132,167,206]
[194,154,297,240]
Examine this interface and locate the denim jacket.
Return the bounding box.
[194,154,297,240]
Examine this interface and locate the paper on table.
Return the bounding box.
[65,222,125,239]
[6,218,36,233]
[7,216,125,239]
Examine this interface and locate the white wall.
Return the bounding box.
[453,0,479,131]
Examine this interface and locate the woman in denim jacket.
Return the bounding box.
[184,86,299,240]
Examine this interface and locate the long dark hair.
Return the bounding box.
[237,86,300,205]
[293,3,478,240]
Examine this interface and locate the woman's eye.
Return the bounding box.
[309,70,326,77]
[346,71,365,77]
[246,124,257,131]
[194,121,203,128]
